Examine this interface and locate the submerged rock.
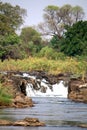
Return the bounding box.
[78,123,87,128]
[0,117,45,126]
[0,120,12,126]
[14,117,45,126]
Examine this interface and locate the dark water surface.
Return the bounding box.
[0,97,87,130]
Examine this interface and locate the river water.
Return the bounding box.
[0,74,87,130]
[0,97,87,130]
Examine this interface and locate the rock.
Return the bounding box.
[78,123,87,128]
[40,86,47,93]
[14,117,45,126]
[20,80,27,96]
[12,93,34,108]
[0,120,12,126]
[68,78,87,103]
[0,118,45,127]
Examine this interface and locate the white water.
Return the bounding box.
[23,73,68,97]
[26,80,68,98]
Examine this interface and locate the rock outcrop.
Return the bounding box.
[0,117,45,126]
[68,77,87,103]
[11,93,34,108]
[0,72,34,108]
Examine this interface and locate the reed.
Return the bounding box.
[0,57,87,77]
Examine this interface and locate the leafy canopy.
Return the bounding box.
[0,1,27,35]
[60,21,87,56]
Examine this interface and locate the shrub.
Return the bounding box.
[37,46,66,60]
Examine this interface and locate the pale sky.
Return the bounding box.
[1,0,87,27]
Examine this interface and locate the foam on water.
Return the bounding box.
[26,80,68,98]
[23,73,68,98]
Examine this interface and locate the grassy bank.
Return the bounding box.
[0,57,87,78]
[0,82,12,106]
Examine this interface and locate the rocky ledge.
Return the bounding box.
[0,117,45,126]
[11,93,34,108]
[68,77,87,103]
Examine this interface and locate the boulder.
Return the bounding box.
[68,78,87,103]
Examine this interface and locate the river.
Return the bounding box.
[0,73,87,130]
[0,97,87,130]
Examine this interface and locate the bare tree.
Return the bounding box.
[37,4,85,39]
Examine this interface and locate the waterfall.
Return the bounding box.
[25,78,68,98]
[23,73,68,98]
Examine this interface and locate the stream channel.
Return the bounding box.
[0,73,87,130]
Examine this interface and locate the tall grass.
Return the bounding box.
[0,57,87,78]
[0,83,12,106]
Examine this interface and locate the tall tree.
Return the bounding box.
[20,27,42,44]
[0,1,26,60]
[0,1,27,35]
[60,21,87,56]
[37,4,84,39]
[20,27,42,55]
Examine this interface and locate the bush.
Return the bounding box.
[37,46,66,60]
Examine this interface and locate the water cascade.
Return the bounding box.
[23,73,68,98]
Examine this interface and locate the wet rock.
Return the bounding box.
[68,77,87,103]
[40,86,47,93]
[78,123,87,128]
[14,117,45,126]
[0,118,45,126]
[20,79,27,96]
[0,120,12,126]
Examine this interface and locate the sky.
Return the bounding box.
[1,0,87,28]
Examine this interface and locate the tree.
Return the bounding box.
[60,21,87,56]
[0,1,27,61]
[0,34,20,46]
[37,4,84,39]
[50,35,60,50]
[20,27,42,44]
[20,27,43,56]
[0,1,27,35]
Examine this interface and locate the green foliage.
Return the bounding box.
[0,34,20,46]
[0,83,12,105]
[50,35,63,51]
[28,41,41,56]
[20,27,43,56]
[0,1,27,35]
[0,34,21,59]
[0,1,26,59]
[60,21,87,56]
[20,27,42,44]
[38,46,66,60]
